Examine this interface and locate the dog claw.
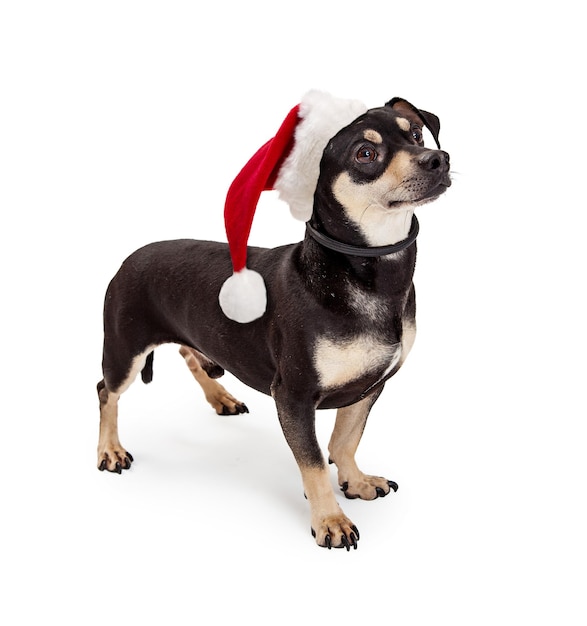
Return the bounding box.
[98,453,133,473]
[341,480,397,499]
[341,482,360,500]
[221,403,249,416]
[312,525,359,550]
[345,532,358,551]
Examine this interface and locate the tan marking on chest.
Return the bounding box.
[313,334,401,389]
[400,319,416,365]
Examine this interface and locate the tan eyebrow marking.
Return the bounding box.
[396,117,410,131]
[363,129,383,143]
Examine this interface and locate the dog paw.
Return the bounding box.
[310,516,360,551]
[340,476,398,500]
[219,401,249,416]
[205,384,249,416]
[97,449,133,474]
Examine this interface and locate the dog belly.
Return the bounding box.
[192,339,276,396]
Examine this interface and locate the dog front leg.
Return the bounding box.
[328,390,398,499]
[272,382,359,550]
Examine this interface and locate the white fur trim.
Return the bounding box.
[218,268,267,323]
[274,90,367,222]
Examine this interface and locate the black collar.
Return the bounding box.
[305,215,419,257]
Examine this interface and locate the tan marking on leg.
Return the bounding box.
[179,346,247,415]
[97,382,133,472]
[328,395,396,500]
[301,465,359,550]
[97,347,154,472]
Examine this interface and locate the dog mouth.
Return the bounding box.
[429,176,452,197]
[387,175,451,207]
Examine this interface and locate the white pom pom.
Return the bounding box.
[218,268,267,323]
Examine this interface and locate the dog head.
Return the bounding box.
[313,98,451,246]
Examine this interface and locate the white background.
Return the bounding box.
[1,1,585,624]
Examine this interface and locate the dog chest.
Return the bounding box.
[313,333,401,390]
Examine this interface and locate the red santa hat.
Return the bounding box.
[218,90,367,323]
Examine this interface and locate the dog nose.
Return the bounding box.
[418,150,450,171]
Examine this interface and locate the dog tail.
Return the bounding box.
[141,351,154,384]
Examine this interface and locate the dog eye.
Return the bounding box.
[356,145,378,164]
[411,125,424,143]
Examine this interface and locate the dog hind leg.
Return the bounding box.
[97,379,134,473]
[328,390,399,499]
[97,345,156,472]
[179,345,248,415]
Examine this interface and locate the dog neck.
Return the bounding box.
[352,206,416,247]
[306,214,419,258]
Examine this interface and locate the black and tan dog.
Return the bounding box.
[97,95,450,549]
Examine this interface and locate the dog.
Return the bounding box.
[96,95,450,550]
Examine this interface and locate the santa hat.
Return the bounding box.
[218,90,367,323]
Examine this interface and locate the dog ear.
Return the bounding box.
[385,98,441,149]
